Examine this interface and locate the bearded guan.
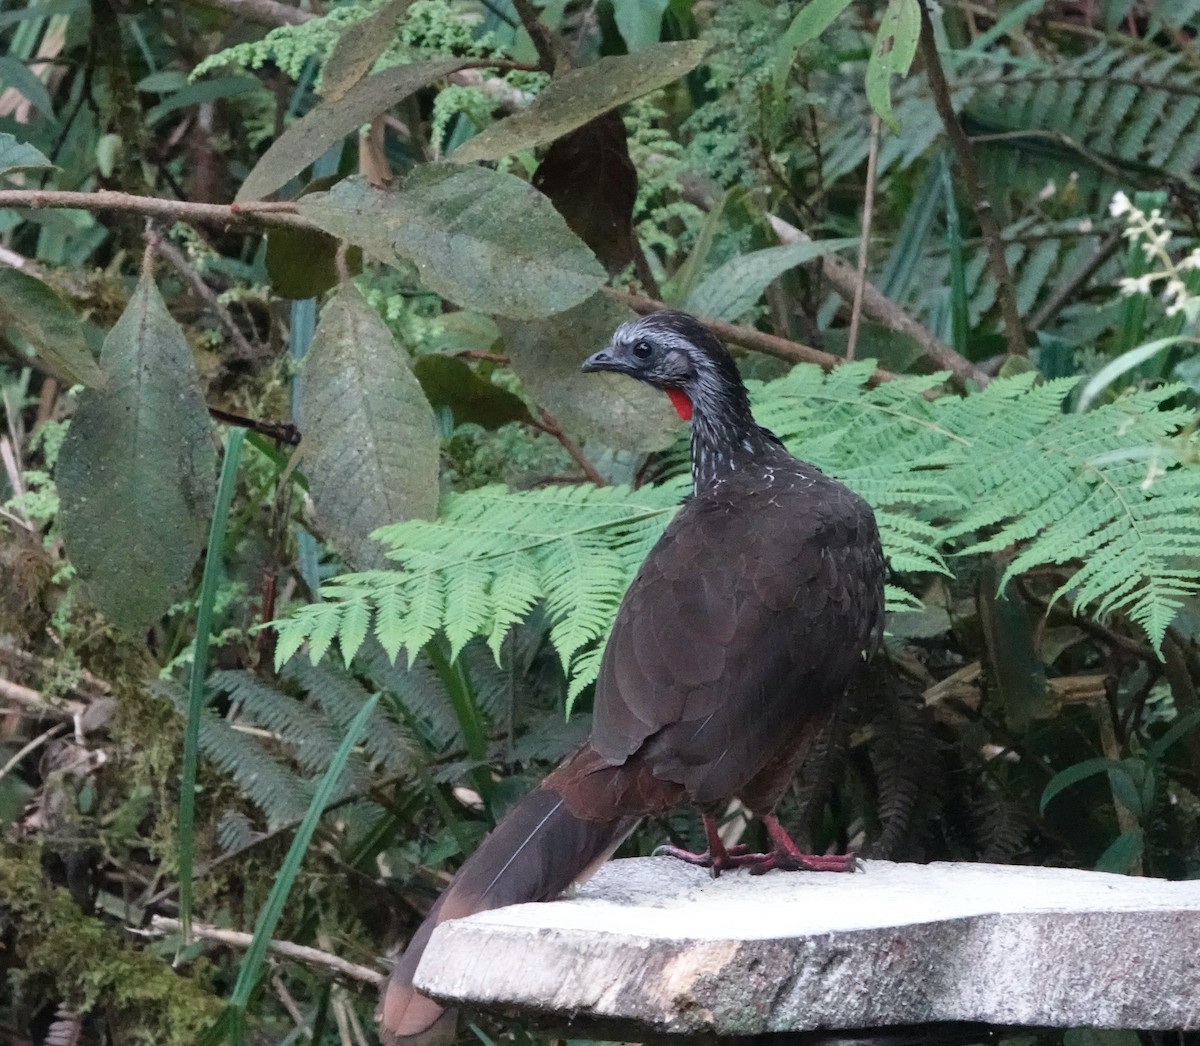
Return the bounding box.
[378,310,885,1045]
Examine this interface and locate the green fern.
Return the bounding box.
[275,482,687,700]
[276,364,1200,693]
[757,361,1200,648]
[964,42,1200,190]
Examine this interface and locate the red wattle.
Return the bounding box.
[666,389,693,421]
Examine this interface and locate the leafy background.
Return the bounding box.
[0,0,1199,1043]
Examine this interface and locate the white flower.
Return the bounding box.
[1119,274,1156,296]
[1110,191,1132,217]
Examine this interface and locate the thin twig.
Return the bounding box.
[148,230,261,361]
[508,0,567,71]
[605,287,898,386]
[533,408,607,486]
[146,916,385,985]
[0,189,309,230]
[1014,578,1157,662]
[271,973,311,1036]
[0,723,68,784]
[847,113,881,362]
[676,172,984,387]
[917,0,1026,357]
[0,676,86,720]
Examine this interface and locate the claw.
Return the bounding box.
[656,813,861,877]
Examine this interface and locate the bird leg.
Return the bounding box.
[656,814,859,877]
[653,813,755,877]
[746,814,860,875]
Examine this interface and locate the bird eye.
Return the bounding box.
[633,340,654,359]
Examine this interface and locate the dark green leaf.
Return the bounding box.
[145,75,260,126]
[495,292,677,451]
[450,41,710,163]
[1106,761,1144,819]
[237,58,470,202]
[299,284,439,568]
[56,274,216,630]
[412,354,532,430]
[265,226,362,300]
[978,558,1050,731]
[0,133,55,178]
[299,167,606,318]
[1040,757,1117,814]
[0,268,105,387]
[866,0,920,131]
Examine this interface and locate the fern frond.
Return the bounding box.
[944,385,1200,649]
[212,669,347,777]
[285,659,414,775]
[277,365,1200,689]
[160,682,310,827]
[965,41,1200,187]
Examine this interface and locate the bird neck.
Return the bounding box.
[687,379,777,492]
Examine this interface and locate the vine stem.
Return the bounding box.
[917,0,1026,358]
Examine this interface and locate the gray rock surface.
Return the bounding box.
[414,857,1200,1035]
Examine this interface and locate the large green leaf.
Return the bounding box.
[449,41,709,163]
[495,292,677,451]
[0,268,105,387]
[236,58,470,202]
[56,274,215,630]
[299,167,606,318]
[319,0,415,102]
[298,284,439,568]
[686,238,858,322]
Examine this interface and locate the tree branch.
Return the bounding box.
[0,189,309,229]
[605,287,899,386]
[917,0,1026,358]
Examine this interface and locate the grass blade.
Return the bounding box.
[178,426,246,943]
[210,689,381,1042]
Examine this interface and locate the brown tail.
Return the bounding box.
[376,745,648,1045]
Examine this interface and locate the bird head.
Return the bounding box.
[581,311,744,422]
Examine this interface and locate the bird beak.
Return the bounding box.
[581,346,622,374]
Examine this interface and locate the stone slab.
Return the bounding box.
[414,857,1200,1036]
